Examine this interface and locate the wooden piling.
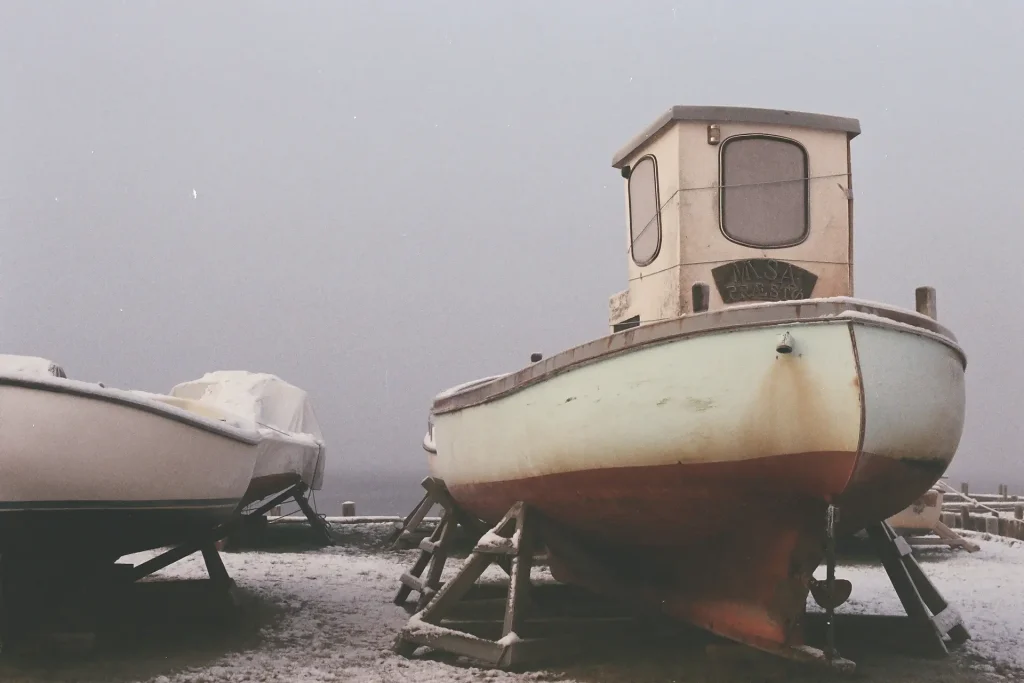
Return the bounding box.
[342,501,356,517]
[961,482,969,495]
[1014,505,1023,521]
[960,507,970,530]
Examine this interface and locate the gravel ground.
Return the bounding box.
[0,524,1020,683]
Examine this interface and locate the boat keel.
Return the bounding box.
[392,485,970,673]
[539,500,857,671]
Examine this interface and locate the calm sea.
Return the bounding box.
[309,469,430,517]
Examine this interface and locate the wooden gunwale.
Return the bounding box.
[432,298,965,415]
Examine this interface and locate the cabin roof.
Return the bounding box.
[611,105,862,168]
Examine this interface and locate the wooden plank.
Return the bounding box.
[503,505,536,639]
[418,515,459,611]
[905,537,952,546]
[474,535,516,556]
[903,552,971,644]
[418,552,494,624]
[931,605,964,638]
[865,523,949,657]
[394,536,434,606]
[400,618,504,666]
[499,635,579,668]
[399,573,425,593]
[398,497,435,542]
[933,523,981,552]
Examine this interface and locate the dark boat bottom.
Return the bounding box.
[0,505,237,565]
[447,451,950,651]
[0,473,311,561]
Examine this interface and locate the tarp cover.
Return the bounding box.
[169,371,327,488]
[170,371,324,439]
[0,354,67,378]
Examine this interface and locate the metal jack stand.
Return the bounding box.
[288,482,336,546]
[824,505,841,663]
[129,483,308,584]
[229,482,335,549]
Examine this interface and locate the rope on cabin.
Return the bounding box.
[627,171,852,260]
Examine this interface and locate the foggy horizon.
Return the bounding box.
[3,1,1023,490]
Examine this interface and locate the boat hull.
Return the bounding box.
[426,300,966,650]
[0,379,260,561]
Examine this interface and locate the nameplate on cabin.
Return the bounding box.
[711,259,818,304]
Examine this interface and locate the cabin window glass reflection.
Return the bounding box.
[628,156,661,266]
[720,136,808,248]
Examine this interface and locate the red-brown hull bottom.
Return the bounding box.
[446,451,947,650]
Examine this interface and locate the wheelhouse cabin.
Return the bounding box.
[608,106,861,332]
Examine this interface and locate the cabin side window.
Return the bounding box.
[720,135,808,248]
[627,155,661,266]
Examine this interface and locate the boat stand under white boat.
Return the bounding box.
[0,356,334,652]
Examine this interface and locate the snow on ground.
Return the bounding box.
[812,533,1024,674]
[3,525,1022,683]
[115,541,552,683]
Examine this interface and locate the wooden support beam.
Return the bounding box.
[394,508,449,608]
[387,478,436,547]
[392,478,504,610]
[931,523,980,552]
[503,505,536,640]
[394,500,588,669]
[201,545,232,589]
[291,485,335,546]
[865,521,970,658]
[130,484,302,582]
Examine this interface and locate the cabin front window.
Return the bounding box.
[627,155,661,266]
[720,135,808,248]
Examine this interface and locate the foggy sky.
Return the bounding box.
[2,1,1022,487]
